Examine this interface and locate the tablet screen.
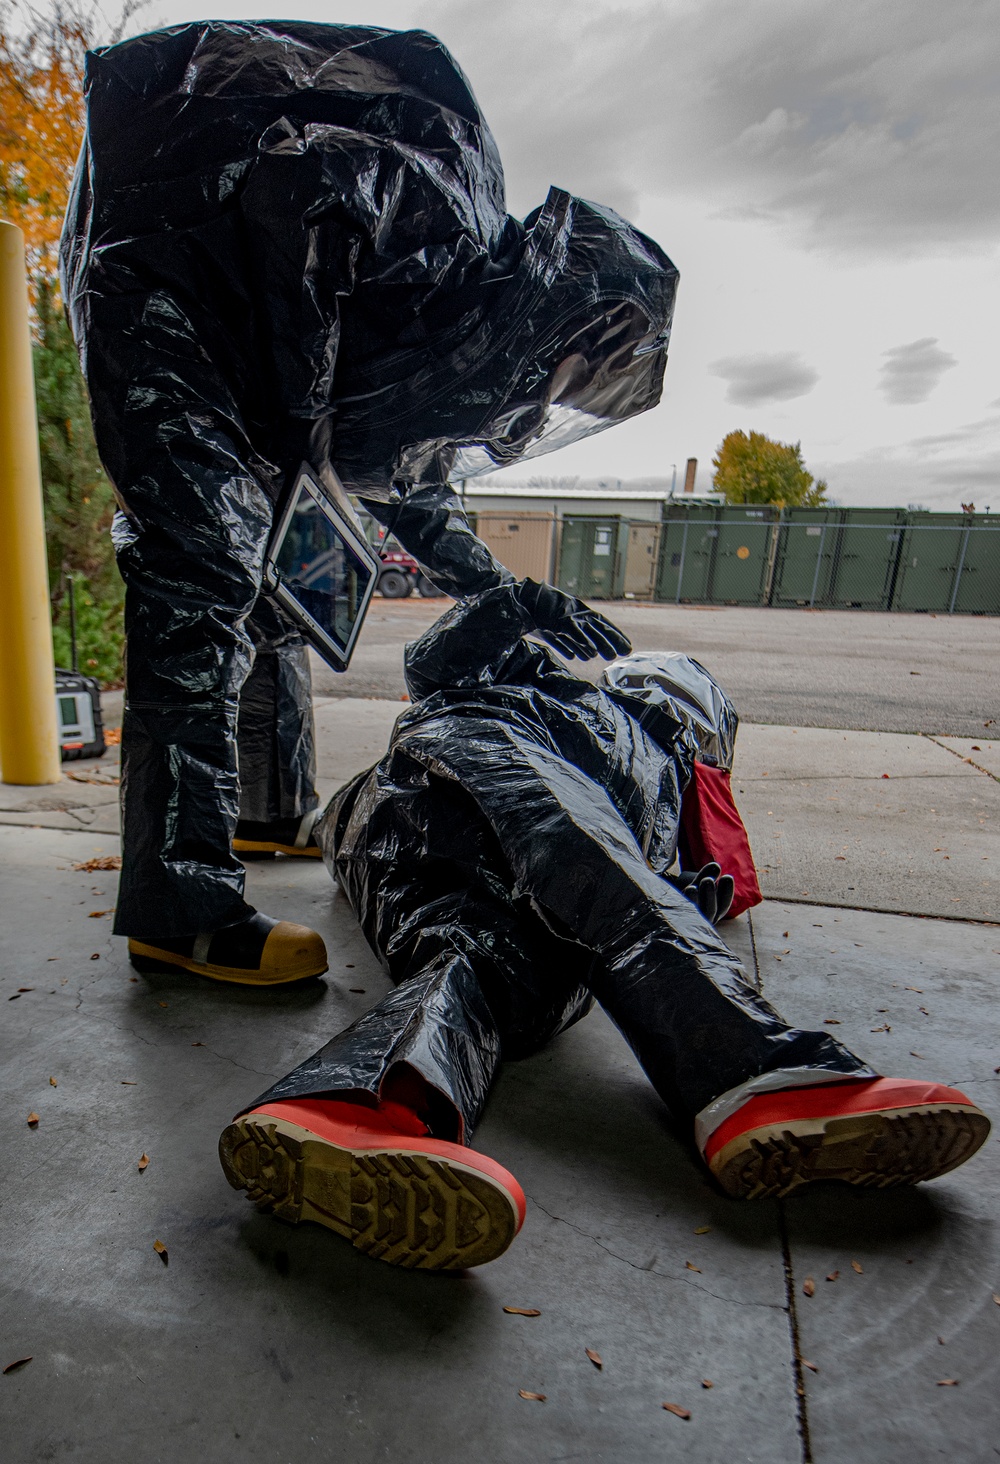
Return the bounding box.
[270,470,379,668]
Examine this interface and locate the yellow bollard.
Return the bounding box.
[0,220,62,784]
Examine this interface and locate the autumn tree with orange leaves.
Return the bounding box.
[0,2,140,682]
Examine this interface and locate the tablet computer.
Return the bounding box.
[264,464,381,671]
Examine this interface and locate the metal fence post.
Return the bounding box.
[948,527,972,614]
[674,520,690,604]
[808,525,827,608]
[0,220,61,784]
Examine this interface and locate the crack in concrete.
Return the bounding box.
[778,1202,813,1464]
[526,1194,785,1312]
[925,735,1000,786]
[107,1021,272,1078]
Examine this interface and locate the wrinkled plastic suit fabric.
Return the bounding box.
[245,588,873,1138]
[60,20,678,936]
[600,652,739,770]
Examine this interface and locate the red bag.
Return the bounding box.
[679,761,762,919]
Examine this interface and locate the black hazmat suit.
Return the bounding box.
[243,588,874,1143]
[60,20,677,938]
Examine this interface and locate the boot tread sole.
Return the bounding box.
[710,1102,990,1199]
[218,1113,519,1269]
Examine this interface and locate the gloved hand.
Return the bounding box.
[668,862,736,925]
[514,579,632,662]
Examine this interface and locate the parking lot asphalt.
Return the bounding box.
[311,599,1000,738]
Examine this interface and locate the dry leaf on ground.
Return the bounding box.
[992,1294,1000,1306]
[802,1278,815,1297]
[685,1261,702,1272]
[503,1307,541,1317]
[121,1081,137,1085]
[585,1348,603,1369]
[693,1226,711,1235]
[153,1240,168,1264]
[826,1271,839,1282]
[2,1357,33,1375]
[72,856,121,872]
[49,1077,57,1087]
[88,910,113,918]
[824,1018,841,1024]
[89,954,100,961]
[662,1403,691,1420]
[802,1360,819,1373]
[158,1002,168,1009]
[936,1379,959,1386]
[851,1260,864,1274]
[518,1391,546,1402]
[701,1379,714,1389]
[138,1154,150,1172]
[26,1112,39,1127]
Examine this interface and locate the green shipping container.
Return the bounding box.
[705,507,777,606]
[655,506,718,603]
[769,508,841,607]
[948,516,1000,615]
[556,517,625,600]
[830,508,907,610]
[892,513,970,612]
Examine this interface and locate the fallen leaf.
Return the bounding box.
[826,1271,839,1282]
[49,1077,57,1087]
[834,856,846,861]
[701,1379,714,1389]
[782,931,789,938]
[870,1024,891,1033]
[90,953,100,961]
[881,773,890,779]
[802,1278,815,1297]
[88,909,113,918]
[936,1379,959,1386]
[824,1018,841,1025]
[191,1042,205,1047]
[910,1052,926,1060]
[904,986,923,993]
[72,856,121,872]
[503,1307,541,1317]
[851,1260,863,1274]
[938,1336,946,1345]
[27,1112,39,1127]
[518,1390,546,1402]
[7,994,21,1001]
[693,1226,711,1235]
[685,1261,702,1272]
[138,1153,150,1172]
[802,1359,819,1373]
[662,1402,691,1420]
[104,726,122,745]
[971,746,981,752]
[18,987,33,993]
[153,1240,168,1264]
[918,1006,930,1016]
[158,1001,168,1009]
[349,988,366,994]
[585,1348,603,1369]
[2,1357,32,1375]
[992,1293,1000,1306]
[121,1080,137,1085]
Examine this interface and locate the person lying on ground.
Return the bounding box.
[219,583,991,1269]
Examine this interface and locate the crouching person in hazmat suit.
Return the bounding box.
[60,19,675,983]
[219,590,991,1270]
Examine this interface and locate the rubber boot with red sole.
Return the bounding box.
[703,1077,990,1199]
[219,1097,525,1269]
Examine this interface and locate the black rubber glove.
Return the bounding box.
[514,579,632,662]
[669,863,736,925]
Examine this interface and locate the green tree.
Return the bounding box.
[712,430,829,508]
[33,278,124,684]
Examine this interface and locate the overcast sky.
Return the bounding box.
[139,0,999,506]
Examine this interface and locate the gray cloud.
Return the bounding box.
[420,0,1000,255]
[879,339,957,405]
[710,352,819,407]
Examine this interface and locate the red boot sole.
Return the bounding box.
[219,1107,524,1269]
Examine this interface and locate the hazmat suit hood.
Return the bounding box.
[61,19,678,503]
[600,652,739,770]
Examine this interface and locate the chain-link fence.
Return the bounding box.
[547,508,1000,614]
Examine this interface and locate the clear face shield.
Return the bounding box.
[450,300,669,478]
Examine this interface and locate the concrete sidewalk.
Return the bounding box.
[2,704,998,1462]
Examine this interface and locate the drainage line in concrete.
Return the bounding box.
[778,1202,813,1464]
